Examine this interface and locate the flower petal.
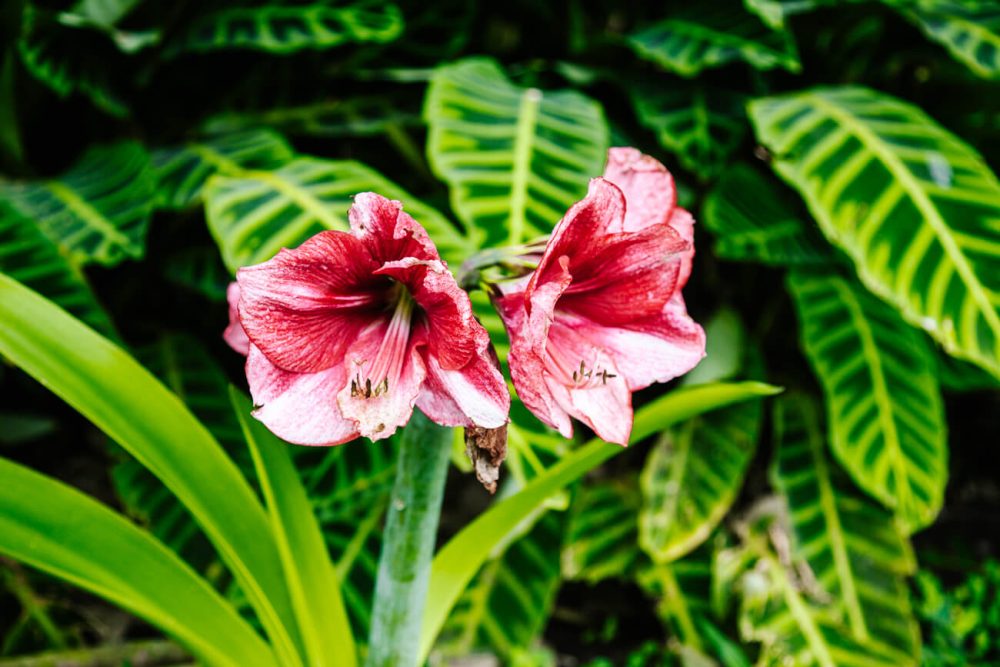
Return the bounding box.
[556,303,706,392]
[237,230,385,373]
[350,192,440,265]
[417,327,510,428]
[545,373,632,446]
[224,282,250,356]
[495,293,574,438]
[246,345,359,446]
[336,321,426,441]
[377,257,480,370]
[602,147,677,232]
[668,207,695,290]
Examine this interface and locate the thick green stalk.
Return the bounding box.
[365,410,451,667]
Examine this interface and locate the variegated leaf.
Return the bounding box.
[425,57,608,247]
[786,270,947,531]
[749,86,1000,380]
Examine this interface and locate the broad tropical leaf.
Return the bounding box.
[72,0,143,27]
[639,398,764,563]
[17,4,129,116]
[0,204,114,336]
[165,0,403,56]
[630,84,746,181]
[152,129,294,210]
[638,542,714,642]
[771,395,920,662]
[424,57,609,247]
[205,156,473,271]
[562,478,642,583]
[739,551,916,667]
[888,0,1000,79]
[420,382,783,663]
[786,271,947,531]
[0,142,154,266]
[936,346,1000,391]
[748,86,1000,380]
[163,247,232,302]
[203,93,422,139]
[0,457,277,667]
[628,4,801,78]
[744,0,830,29]
[438,512,565,661]
[701,164,836,266]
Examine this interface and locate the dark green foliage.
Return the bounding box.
[0,0,998,663]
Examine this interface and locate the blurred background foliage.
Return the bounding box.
[0,0,999,664]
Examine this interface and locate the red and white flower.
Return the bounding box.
[494,148,705,445]
[226,193,510,446]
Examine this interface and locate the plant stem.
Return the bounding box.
[365,410,452,667]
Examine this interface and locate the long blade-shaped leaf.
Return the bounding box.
[0,456,275,667]
[425,57,608,247]
[0,272,303,666]
[232,389,358,667]
[419,381,782,661]
[787,270,947,531]
[748,86,1000,380]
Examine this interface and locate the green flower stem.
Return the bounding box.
[365,410,452,667]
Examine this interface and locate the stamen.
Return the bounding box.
[352,288,415,400]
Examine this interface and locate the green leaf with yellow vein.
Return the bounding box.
[164,0,403,56]
[0,203,115,336]
[786,270,947,531]
[885,0,1000,79]
[771,394,920,663]
[152,129,295,210]
[628,3,801,78]
[749,86,1000,380]
[702,164,836,267]
[562,477,642,583]
[639,397,763,564]
[437,511,565,661]
[204,156,474,272]
[0,142,154,266]
[630,83,746,181]
[739,549,916,667]
[425,57,609,247]
[743,0,831,29]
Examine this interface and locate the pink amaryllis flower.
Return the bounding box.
[494,148,705,446]
[227,193,510,446]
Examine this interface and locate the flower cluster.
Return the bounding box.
[225,149,705,449]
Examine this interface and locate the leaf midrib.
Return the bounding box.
[508,88,542,245]
[43,181,133,256]
[828,276,912,520]
[806,91,1000,356]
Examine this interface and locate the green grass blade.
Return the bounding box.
[0,272,303,666]
[419,381,782,661]
[0,456,276,667]
[232,388,358,667]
